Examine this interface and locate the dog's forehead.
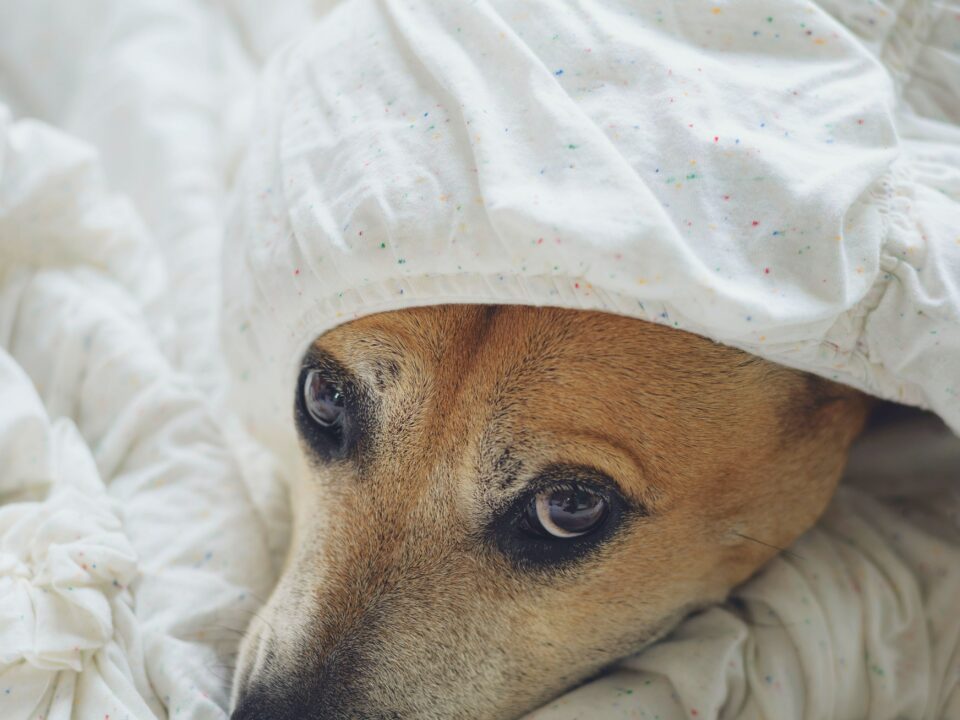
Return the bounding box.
[309,304,796,508]
[312,308,667,499]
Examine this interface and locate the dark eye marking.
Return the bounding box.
[493,446,524,491]
[372,358,401,391]
[487,465,645,571]
[295,349,367,462]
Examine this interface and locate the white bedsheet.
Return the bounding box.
[0,2,958,719]
[0,110,278,719]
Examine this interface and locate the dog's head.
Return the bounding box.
[231,305,869,720]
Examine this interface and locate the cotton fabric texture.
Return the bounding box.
[1,1,959,719]
[222,0,960,466]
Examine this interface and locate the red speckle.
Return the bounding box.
[688,123,694,128]
[764,267,771,274]
[81,564,88,570]
[358,230,363,236]
[691,711,699,718]
[574,282,581,289]
[713,136,719,142]
[293,268,301,276]
[751,220,759,226]
[723,195,731,201]
[537,237,544,244]
[857,119,864,125]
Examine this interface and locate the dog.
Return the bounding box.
[230,304,871,719]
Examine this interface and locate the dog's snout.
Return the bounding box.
[230,645,370,720]
[230,685,352,720]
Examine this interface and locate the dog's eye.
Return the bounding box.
[304,370,345,427]
[521,486,608,539]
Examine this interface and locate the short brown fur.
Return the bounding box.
[232,305,870,720]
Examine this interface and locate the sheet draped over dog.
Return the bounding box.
[1,1,959,719]
[222,0,960,460]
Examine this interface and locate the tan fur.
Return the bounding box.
[231,305,870,720]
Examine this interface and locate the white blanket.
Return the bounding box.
[1,1,958,719]
[0,111,278,719]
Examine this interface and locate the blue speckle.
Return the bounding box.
[554,69,564,76]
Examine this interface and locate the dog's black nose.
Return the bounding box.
[230,645,374,720]
[231,683,357,720]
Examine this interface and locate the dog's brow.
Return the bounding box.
[302,347,352,383]
[488,444,524,492]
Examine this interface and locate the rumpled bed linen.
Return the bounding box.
[0,1,958,719]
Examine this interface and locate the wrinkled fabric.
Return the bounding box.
[0,109,276,719]
[222,0,960,465]
[0,1,958,719]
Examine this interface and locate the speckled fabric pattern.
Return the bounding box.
[0,111,277,720]
[0,1,958,719]
[222,0,960,466]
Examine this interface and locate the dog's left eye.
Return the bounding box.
[521,486,608,539]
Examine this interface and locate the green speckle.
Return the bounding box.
[767,16,773,22]
[379,242,386,249]
[567,143,579,149]
[686,172,698,180]
[398,258,407,264]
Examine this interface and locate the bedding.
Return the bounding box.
[1,1,958,719]
[0,110,277,719]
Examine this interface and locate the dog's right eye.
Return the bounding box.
[304,370,345,427]
[297,366,352,460]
